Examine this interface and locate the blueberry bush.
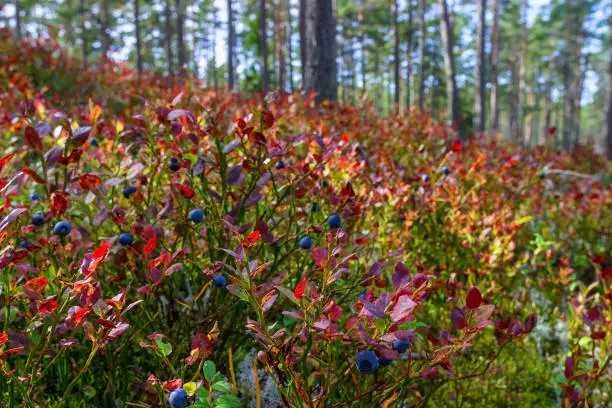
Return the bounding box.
[0,30,610,407]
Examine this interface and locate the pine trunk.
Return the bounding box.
[417,0,426,112]
[392,0,400,108]
[277,0,286,91]
[489,0,500,129]
[299,0,306,81]
[259,0,269,92]
[607,36,612,155]
[474,0,486,132]
[80,0,88,69]
[227,0,235,90]
[100,0,110,58]
[406,0,413,109]
[164,0,173,76]
[286,0,295,92]
[15,0,22,39]
[134,0,143,79]
[439,0,463,138]
[543,52,555,146]
[176,0,186,71]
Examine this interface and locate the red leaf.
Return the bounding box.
[89,241,111,273]
[22,167,45,184]
[25,276,48,292]
[24,125,43,153]
[72,307,90,324]
[466,287,483,309]
[39,299,59,314]
[50,192,68,215]
[242,230,260,248]
[0,154,15,172]
[547,126,557,136]
[78,174,102,190]
[1,346,24,360]
[451,139,463,152]
[0,333,8,346]
[144,236,157,256]
[294,279,308,299]
[177,184,195,199]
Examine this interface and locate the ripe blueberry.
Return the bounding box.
[321,180,329,188]
[421,174,430,183]
[311,202,320,212]
[53,221,72,236]
[299,236,313,249]
[442,166,450,175]
[119,232,133,246]
[31,213,45,226]
[327,214,342,229]
[378,357,394,366]
[30,193,40,201]
[122,185,137,198]
[276,160,285,169]
[169,161,181,172]
[356,350,379,374]
[168,388,189,408]
[212,274,227,288]
[189,209,204,224]
[19,241,30,249]
[392,339,410,354]
[89,138,99,147]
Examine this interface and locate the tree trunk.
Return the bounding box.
[80,0,88,69]
[543,51,555,146]
[15,0,22,39]
[303,0,337,102]
[259,0,269,92]
[134,0,143,80]
[100,0,111,58]
[438,0,463,138]
[517,3,527,144]
[299,0,306,81]
[406,0,413,109]
[164,0,173,76]
[524,76,534,147]
[277,0,286,91]
[286,0,295,92]
[417,0,426,112]
[358,1,366,93]
[176,0,186,71]
[392,0,400,109]
[607,34,612,155]
[227,0,235,90]
[474,0,486,132]
[570,31,585,147]
[212,7,219,90]
[489,0,500,129]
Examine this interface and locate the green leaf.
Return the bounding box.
[195,386,210,401]
[275,285,300,305]
[215,394,241,407]
[193,401,212,408]
[212,381,232,393]
[183,382,197,394]
[155,339,173,356]
[203,360,216,382]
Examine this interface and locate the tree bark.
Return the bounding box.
[517,2,527,144]
[406,0,414,109]
[299,0,306,81]
[80,0,88,69]
[417,0,426,112]
[474,0,486,132]
[543,52,555,148]
[15,0,22,39]
[277,0,286,91]
[358,1,366,93]
[134,0,143,80]
[489,0,500,129]
[438,0,463,138]
[286,0,295,92]
[100,0,111,58]
[176,0,186,71]
[259,0,269,92]
[392,0,400,108]
[212,6,219,90]
[607,33,612,155]
[303,0,337,102]
[164,0,173,76]
[227,0,235,90]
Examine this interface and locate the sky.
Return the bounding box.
[1,0,608,105]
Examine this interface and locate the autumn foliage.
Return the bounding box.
[0,31,610,407]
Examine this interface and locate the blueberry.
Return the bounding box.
[30,193,40,201]
[378,358,394,366]
[31,213,45,226]
[168,388,189,408]
[392,339,411,354]
[118,232,133,246]
[311,202,320,212]
[356,350,379,374]
[398,215,406,223]
[299,236,313,249]
[89,138,99,147]
[321,180,329,188]
[421,174,430,183]
[189,209,204,224]
[53,221,72,236]
[122,185,137,198]
[212,274,227,288]
[170,156,179,164]
[327,214,342,229]
[276,160,285,169]
[441,166,450,176]
[169,162,181,172]
[19,241,30,249]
